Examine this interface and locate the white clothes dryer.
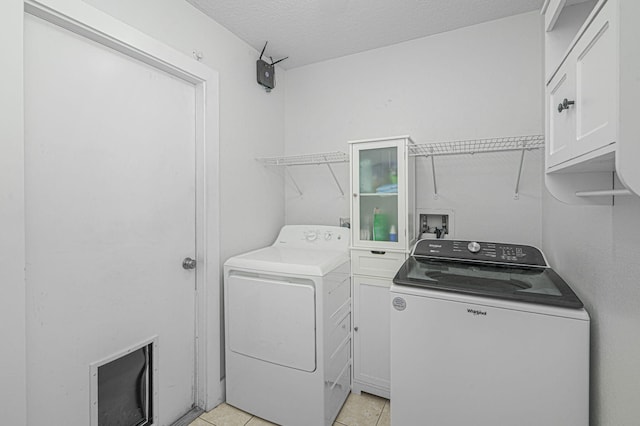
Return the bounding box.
[224,225,351,426]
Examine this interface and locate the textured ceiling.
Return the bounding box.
[186,0,550,69]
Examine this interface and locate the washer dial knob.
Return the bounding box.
[467,241,481,253]
[305,231,318,242]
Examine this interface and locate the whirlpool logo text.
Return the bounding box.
[467,308,487,316]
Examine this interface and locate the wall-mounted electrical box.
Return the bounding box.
[417,209,454,240]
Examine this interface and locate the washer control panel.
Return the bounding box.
[467,241,481,253]
[413,239,546,266]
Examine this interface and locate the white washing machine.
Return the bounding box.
[391,239,590,426]
[224,225,351,426]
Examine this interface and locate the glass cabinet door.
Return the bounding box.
[353,141,403,247]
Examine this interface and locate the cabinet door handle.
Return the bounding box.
[557,98,575,113]
[370,250,386,255]
[354,326,359,332]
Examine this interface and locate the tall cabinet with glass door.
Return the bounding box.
[349,136,415,398]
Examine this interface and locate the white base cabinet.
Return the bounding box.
[351,275,391,398]
[350,248,406,399]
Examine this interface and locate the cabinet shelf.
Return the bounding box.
[256,151,348,196]
[360,193,398,197]
[408,135,544,200]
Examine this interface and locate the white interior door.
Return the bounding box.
[25,13,197,425]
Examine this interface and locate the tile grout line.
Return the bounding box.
[374,400,388,426]
[198,417,215,426]
[197,394,390,426]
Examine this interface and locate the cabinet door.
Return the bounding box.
[351,140,406,249]
[352,275,390,391]
[547,60,576,168]
[574,1,616,156]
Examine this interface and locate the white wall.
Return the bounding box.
[0,0,26,425]
[82,0,286,262]
[542,190,640,425]
[284,11,543,246]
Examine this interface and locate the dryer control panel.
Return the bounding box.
[274,225,350,250]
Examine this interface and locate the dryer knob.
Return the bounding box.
[324,232,332,240]
[305,231,318,241]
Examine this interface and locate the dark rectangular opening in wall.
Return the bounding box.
[97,343,153,426]
[420,213,449,237]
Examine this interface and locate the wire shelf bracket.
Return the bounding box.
[409,135,545,200]
[256,151,349,196]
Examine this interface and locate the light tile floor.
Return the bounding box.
[189,392,390,426]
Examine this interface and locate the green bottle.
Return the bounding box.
[372,207,388,241]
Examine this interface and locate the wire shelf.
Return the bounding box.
[409,135,545,157]
[256,151,349,166]
[256,151,349,196]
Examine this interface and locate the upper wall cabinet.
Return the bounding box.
[546,0,616,170]
[349,136,415,251]
[543,0,640,204]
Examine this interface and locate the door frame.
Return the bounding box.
[24,0,222,411]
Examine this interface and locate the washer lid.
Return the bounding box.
[225,246,349,276]
[395,239,583,309]
[394,256,584,309]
